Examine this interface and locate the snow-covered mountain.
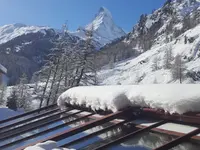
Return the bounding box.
[0,23,50,44]
[98,0,200,84]
[98,24,200,85]
[0,7,126,85]
[71,7,126,47]
[0,26,57,85]
[1,0,200,86]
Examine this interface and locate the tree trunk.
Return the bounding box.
[53,63,65,104]
[39,67,52,109]
[46,58,60,106]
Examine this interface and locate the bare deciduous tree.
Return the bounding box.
[37,23,99,107]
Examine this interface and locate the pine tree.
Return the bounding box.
[171,54,186,83]
[184,36,188,44]
[153,78,158,84]
[109,57,115,69]
[31,74,40,94]
[17,73,31,110]
[163,46,173,69]
[0,85,6,105]
[152,56,160,71]
[6,89,18,111]
[134,73,140,84]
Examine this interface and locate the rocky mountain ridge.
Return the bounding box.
[97,0,200,67]
[98,0,200,84]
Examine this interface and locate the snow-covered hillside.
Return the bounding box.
[98,24,200,85]
[71,7,126,47]
[0,23,50,44]
[124,0,200,48]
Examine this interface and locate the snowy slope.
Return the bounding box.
[71,7,126,47]
[120,0,200,53]
[98,24,200,85]
[0,23,50,44]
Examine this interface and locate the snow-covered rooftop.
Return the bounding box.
[57,85,200,114]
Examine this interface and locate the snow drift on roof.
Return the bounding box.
[57,84,200,114]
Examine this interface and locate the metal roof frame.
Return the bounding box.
[1,104,200,150]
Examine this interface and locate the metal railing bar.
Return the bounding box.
[0,108,73,140]
[93,120,167,150]
[0,104,57,125]
[0,107,60,132]
[0,112,93,150]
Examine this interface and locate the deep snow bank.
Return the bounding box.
[57,85,200,114]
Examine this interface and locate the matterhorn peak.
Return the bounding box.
[86,6,114,31]
[97,6,113,19]
[71,7,125,47]
[85,7,125,46]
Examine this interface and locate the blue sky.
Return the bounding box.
[0,0,165,32]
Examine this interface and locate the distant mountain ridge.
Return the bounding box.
[0,23,50,45]
[0,7,125,48]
